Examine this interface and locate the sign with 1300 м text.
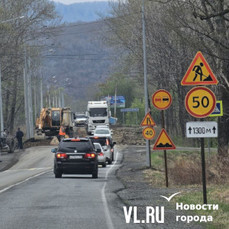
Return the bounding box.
[186,121,218,138]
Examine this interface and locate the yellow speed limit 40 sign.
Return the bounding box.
[185,87,216,118]
[142,127,155,140]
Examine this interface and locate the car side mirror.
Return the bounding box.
[103,146,108,151]
[96,149,101,153]
[113,142,116,145]
[51,148,57,153]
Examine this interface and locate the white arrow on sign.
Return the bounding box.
[186,121,218,138]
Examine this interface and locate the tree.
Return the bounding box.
[159,0,229,157]
[0,0,58,133]
[104,0,229,157]
[97,72,137,122]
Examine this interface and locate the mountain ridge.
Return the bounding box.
[54,1,113,23]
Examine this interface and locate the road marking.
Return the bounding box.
[0,169,51,194]
[3,167,52,172]
[101,150,120,229]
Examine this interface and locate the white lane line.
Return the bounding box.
[0,169,51,194]
[101,150,120,229]
[2,167,52,172]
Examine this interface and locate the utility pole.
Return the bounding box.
[24,63,30,139]
[114,85,117,117]
[61,91,65,107]
[52,94,55,108]
[34,78,37,123]
[55,91,58,107]
[58,89,61,107]
[40,73,43,111]
[142,0,151,167]
[27,56,34,138]
[0,62,4,135]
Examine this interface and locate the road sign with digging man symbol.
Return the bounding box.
[181,51,218,86]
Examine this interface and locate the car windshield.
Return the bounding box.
[90,138,107,146]
[76,115,87,119]
[94,143,102,150]
[52,110,60,126]
[95,129,110,135]
[89,108,107,117]
[59,141,93,152]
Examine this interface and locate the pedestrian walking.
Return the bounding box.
[16,128,24,149]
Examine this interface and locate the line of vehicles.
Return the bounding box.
[46,100,116,178]
[51,125,116,178]
[35,100,113,139]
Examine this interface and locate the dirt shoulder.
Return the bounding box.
[116,145,203,229]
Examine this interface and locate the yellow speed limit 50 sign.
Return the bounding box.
[142,127,155,140]
[185,87,216,118]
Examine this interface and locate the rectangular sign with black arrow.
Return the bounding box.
[186,121,218,138]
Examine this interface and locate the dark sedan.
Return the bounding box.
[51,138,99,178]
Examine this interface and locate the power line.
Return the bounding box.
[48,11,142,37]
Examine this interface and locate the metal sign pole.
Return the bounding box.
[142,0,151,168]
[161,110,168,187]
[200,137,207,204]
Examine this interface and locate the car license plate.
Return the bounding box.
[69,155,82,159]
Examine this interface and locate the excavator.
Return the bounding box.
[35,107,74,139]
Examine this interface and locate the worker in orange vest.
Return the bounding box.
[58,126,66,141]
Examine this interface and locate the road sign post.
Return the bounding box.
[152,90,174,188]
[181,51,219,204]
[140,112,156,168]
[201,137,207,204]
[162,110,168,188]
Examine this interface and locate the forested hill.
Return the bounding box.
[43,20,117,109]
[54,2,112,23]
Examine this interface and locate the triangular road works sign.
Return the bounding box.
[181,51,218,86]
[141,112,156,127]
[153,129,176,150]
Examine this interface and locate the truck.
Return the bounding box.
[86,101,111,134]
[35,107,74,139]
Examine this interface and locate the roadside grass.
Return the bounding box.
[176,185,229,229]
[145,149,229,228]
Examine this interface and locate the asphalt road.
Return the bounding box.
[0,146,139,229]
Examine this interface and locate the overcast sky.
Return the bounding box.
[52,0,115,4]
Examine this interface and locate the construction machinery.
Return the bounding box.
[35,107,74,139]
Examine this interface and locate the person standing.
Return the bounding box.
[16,128,24,149]
[58,125,66,142]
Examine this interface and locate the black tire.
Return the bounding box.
[92,165,98,178]
[102,162,106,168]
[55,171,62,178]
[108,158,112,165]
